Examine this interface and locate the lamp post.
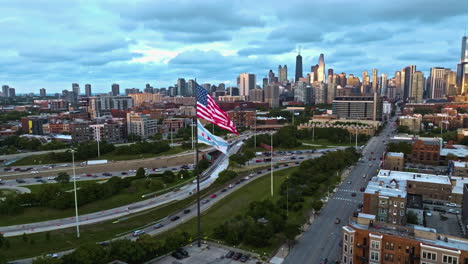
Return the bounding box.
[71,149,80,238]
[271,132,273,197]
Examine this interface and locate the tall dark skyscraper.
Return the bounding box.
[111,83,120,96]
[295,52,303,82]
[85,84,92,97]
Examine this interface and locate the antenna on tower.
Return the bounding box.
[298,45,301,55]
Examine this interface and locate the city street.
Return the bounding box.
[284,118,396,264]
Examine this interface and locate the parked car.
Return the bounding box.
[132,230,145,237]
[334,218,341,224]
[225,251,235,258]
[232,252,242,260]
[360,187,365,192]
[448,209,459,214]
[177,248,189,257]
[351,193,357,197]
[423,200,433,204]
[425,211,432,217]
[446,203,457,207]
[171,252,184,260]
[239,254,250,262]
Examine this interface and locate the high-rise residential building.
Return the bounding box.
[264,83,280,108]
[177,78,186,96]
[327,74,337,104]
[111,83,120,96]
[429,67,446,99]
[371,68,378,93]
[394,71,402,98]
[403,65,416,100]
[125,88,140,95]
[314,82,327,104]
[238,73,256,99]
[249,88,264,102]
[317,54,326,83]
[187,79,196,96]
[311,64,319,82]
[39,88,46,97]
[127,112,158,139]
[295,52,303,82]
[262,77,268,88]
[347,74,360,88]
[327,68,334,79]
[361,71,369,94]
[85,84,92,97]
[380,73,387,96]
[445,70,457,96]
[144,84,154,94]
[8,87,15,97]
[462,35,468,63]
[294,81,312,105]
[332,93,382,121]
[268,70,275,84]
[72,83,80,96]
[339,72,347,87]
[88,95,134,118]
[411,71,424,103]
[1,85,9,97]
[278,65,287,83]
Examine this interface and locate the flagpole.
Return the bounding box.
[195,81,201,248]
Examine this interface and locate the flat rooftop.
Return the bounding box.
[387,152,404,158]
[441,145,468,158]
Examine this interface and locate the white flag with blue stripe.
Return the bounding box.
[197,120,228,154]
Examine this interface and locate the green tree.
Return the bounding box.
[177,169,190,180]
[161,170,175,183]
[0,253,6,264]
[311,199,323,212]
[45,231,51,241]
[136,167,146,179]
[461,137,468,146]
[284,223,301,248]
[216,170,238,184]
[407,211,418,224]
[56,172,70,184]
[22,232,28,242]
[33,257,63,264]
[0,233,4,248]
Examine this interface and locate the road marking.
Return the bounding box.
[331,197,361,203]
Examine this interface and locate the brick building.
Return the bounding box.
[383,152,405,171]
[227,110,255,128]
[409,138,441,165]
[342,214,468,264]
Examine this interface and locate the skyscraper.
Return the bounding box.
[462,35,468,63]
[112,83,120,96]
[8,87,15,97]
[403,65,416,100]
[262,77,268,88]
[311,65,319,82]
[265,83,279,108]
[40,88,46,97]
[1,85,8,97]
[429,67,446,99]
[394,71,402,98]
[371,68,378,93]
[411,71,424,103]
[72,83,80,96]
[85,84,92,97]
[295,52,303,82]
[445,70,457,96]
[327,74,337,104]
[239,73,256,99]
[177,78,186,96]
[361,71,369,94]
[187,79,196,96]
[458,36,468,95]
[317,54,326,83]
[380,73,388,96]
[339,72,347,87]
[268,70,275,84]
[278,65,288,83]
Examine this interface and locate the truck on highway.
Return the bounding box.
[86,160,108,165]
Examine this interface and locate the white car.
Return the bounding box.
[446,203,457,207]
[46,253,59,258]
[448,209,459,214]
[425,211,432,217]
[47,177,55,180]
[72,176,81,180]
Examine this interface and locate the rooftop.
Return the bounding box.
[450,176,468,195]
[387,152,404,158]
[441,145,468,158]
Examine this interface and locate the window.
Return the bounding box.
[344,244,348,253]
[422,251,437,261]
[443,255,458,264]
[385,242,394,250]
[385,253,394,262]
[371,251,380,261]
[379,208,387,214]
[344,234,348,242]
[400,210,404,216]
[380,200,387,205]
[394,201,398,207]
[350,235,354,243]
[350,245,353,254]
[400,202,405,208]
[371,240,380,250]
[343,255,347,264]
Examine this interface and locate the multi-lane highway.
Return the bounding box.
[284,118,397,264]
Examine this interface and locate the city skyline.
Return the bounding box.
[0,0,467,93]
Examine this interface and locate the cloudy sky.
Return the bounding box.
[1,0,468,94]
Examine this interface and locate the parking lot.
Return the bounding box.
[153,244,262,264]
[422,202,463,237]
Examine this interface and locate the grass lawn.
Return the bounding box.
[153,167,299,256]
[0,175,196,226]
[0,175,226,261]
[0,189,17,197]
[10,147,188,166]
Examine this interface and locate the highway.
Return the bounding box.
[284,117,397,264]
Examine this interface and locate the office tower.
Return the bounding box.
[262,78,268,88]
[457,36,468,95]
[332,93,382,121]
[328,68,334,79]
[72,83,80,96]
[218,83,225,91]
[40,88,46,97]
[361,71,371,94]
[125,88,140,95]
[411,71,424,103]
[394,71,402,98]
[268,70,275,84]
[347,74,360,88]
[445,70,457,96]
[112,83,120,96]
[249,88,264,102]
[1,85,8,97]
[317,53,326,83]
[314,83,327,104]
[85,84,92,97]
[339,72,347,87]
[402,65,416,100]
[8,88,15,97]
[462,35,468,63]
[327,74,337,104]
[265,83,279,108]
[295,51,303,82]
[429,67,446,99]
[371,68,378,93]
[380,73,388,96]
[294,81,312,105]
[186,79,196,96]
[278,65,288,83]
[177,78,186,96]
[238,73,256,98]
[311,64,319,82]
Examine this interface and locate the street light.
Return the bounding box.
[71,149,80,238]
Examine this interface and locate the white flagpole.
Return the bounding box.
[71,149,80,238]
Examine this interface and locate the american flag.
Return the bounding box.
[196,84,238,135]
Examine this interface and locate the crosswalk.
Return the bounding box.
[331,197,361,203]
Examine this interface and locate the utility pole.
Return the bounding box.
[271,132,273,197]
[191,121,194,149]
[355,127,358,148]
[97,138,100,157]
[313,124,315,142]
[71,149,80,238]
[254,111,257,148]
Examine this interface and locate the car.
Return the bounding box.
[86,174,93,177]
[434,201,444,206]
[3,167,11,171]
[16,179,25,183]
[170,215,180,221]
[351,193,357,197]
[121,172,127,175]
[225,251,235,258]
[102,173,112,176]
[45,253,59,258]
[14,168,21,171]
[299,157,304,159]
[448,209,460,214]
[33,176,42,179]
[153,223,164,229]
[446,203,457,207]
[132,230,145,237]
[425,211,432,217]
[423,200,433,204]
[210,194,217,198]
[358,203,363,208]
[347,181,352,184]
[228,184,234,188]
[239,254,250,262]
[274,165,279,169]
[290,157,297,160]
[360,187,365,192]
[334,218,341,224]
[183,209,191,214]
[232,252,242,260]
[202,199,209,204]
[221,188,227,192]
[257,170,262,174]
[373,158,376,160]
[171,251,184,260]
[255,159,262,163]
[177,248,189,257]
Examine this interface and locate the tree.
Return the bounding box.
[135,167,146,179]
[216,170,238,184]
[177,169,190,180]
[0,253,6,264]
[311,199,323,212]
[33,257,63,264]
[0,233,4,248]
[284,223,301,248]
[22,232,28,242]
[407,211,418,224]
[161,170,175,183]
[56,172,70,184]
